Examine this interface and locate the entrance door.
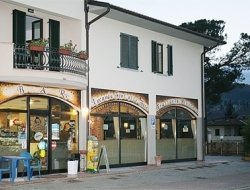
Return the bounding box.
[29,113,49,173]
[29,96,49,174]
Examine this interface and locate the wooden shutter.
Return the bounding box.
[13,9,26,46]
[49,19,60,50]
[167,45,173,75]
[152,41,157,72]
[129,36,138,69]
[120,33,129,68]
[49,19,60,71]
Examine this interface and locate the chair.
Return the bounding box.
[0,157,11,182]
[19,151,41,178]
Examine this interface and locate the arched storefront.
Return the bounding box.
[90,88,149,166]
[0,83,81,174]
[156,96,198,161]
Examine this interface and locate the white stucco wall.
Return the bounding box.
[88,14,203,116]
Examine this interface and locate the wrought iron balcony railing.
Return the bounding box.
[13,45,88,76]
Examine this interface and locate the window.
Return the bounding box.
[120,33,138,70]
[167,45,173,75]
[215,129,220,136]
[152,41,163,73]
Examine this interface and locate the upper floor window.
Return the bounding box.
[120,33,138,70]
[167,45,173,76]
[152,41,163,73]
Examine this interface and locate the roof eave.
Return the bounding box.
[88,0,226,48]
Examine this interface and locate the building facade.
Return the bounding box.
[0,0,88,175]
[0,0,224,176]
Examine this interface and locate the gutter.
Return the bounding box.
[84,0,110,136]
[200,43,220,161]
[85,0,110,55]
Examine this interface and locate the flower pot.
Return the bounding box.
[59,48,72,55]
[29,45,45,52]
[155,155,162,166]
[78,52,88,60]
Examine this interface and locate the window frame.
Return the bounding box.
[152,41,163,74]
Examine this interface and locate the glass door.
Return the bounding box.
[29,97,49,173]
[29,113,49,172]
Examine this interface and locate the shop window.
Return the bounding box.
[152,41,163,74]
[120,33,138,70]
[120,117,137,139]
[30,97,49,110]
[0,97,27,110]
[160,120,174,138]
[177,120,193,138]
[103,116,116,140]
[0,98,27,156]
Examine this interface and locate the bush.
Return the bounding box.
[243,121,250,155]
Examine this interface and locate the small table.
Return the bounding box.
[2,156,31,182]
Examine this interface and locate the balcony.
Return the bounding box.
[13,44,88,76]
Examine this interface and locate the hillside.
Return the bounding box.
[207,84,250,120]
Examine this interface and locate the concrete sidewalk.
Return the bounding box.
[1,155,249,189]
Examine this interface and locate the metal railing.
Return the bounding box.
[13,44,88,76]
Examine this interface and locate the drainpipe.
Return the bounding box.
[200,43,219,161]
[84,0,110,136]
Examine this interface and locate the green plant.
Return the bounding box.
[60,40,77,52]
[30,38,48,46]
[243,123,250,155]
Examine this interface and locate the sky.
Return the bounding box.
[103,0,250,84]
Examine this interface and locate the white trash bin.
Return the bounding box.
[67,160,78,177]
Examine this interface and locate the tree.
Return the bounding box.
[224,100,237,119]
[180,19,250,105]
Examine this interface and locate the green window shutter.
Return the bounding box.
[120,33,138,70]
[49,19,60,50]
[13,9,26,46]
[152,41,157,72]
[130,36,138,69]
[49,19,60,71]
[120,34,129,68]
[167,45,173,76]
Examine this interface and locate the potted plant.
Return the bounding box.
[29,38,48,52]
[59,40,77,55]
[78,50,88,60]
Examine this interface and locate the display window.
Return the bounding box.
[90,102,147,166]
[0,95,79,174]
[156,107,197,161]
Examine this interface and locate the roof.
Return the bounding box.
[207,119,247,127]
[88,0,226,48]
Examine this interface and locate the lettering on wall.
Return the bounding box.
[156,95,198,116]
[91,88,149,113]
[0,83,80,108]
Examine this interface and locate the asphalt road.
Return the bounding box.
[2,156,250,190]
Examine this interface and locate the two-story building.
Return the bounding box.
[0,0,88,175]
[0,0,224,176]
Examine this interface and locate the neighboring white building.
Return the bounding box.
[0,0,224,176]
[207,119,245,142]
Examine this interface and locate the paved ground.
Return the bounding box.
[1,156,250,190]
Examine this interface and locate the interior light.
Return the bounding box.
[124,122,128,128]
